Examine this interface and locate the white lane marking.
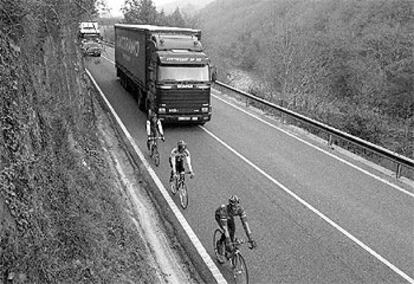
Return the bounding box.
[95,53,412,281]
[100,53,413,197]
[86,69,227,284]
[102,55,115,65]
[200,125,414,284]
[212,92,414,197]
[102,51,412,196]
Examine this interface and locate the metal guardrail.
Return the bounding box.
[214,81,414,180]
[99,40,413,180]
[101,39,114,47]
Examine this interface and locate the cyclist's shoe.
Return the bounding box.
[225,249,234,260]
[146,139,151,151]
[234,267,244,276]
[217,255,225,264]
[225,239,233,253]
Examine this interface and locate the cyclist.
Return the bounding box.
[215,195,257,263]
[169,140,194,182]
[146,109,164,151]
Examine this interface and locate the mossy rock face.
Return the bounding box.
[0,2,161,283]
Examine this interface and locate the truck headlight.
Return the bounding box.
[158,108,166,113]
[201,107,209,112]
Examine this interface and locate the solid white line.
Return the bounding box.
[199,125,414,284]
[212,92,414,198]
[98,52,412,281]
[102,51,413,197]
[86,69,227,284]
[102,55,115,65]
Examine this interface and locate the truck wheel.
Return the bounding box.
[119,73,125,88]
[124,78,130,91]
[143,98,149,112]
[137,90,146,111]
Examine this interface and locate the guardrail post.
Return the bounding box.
[396,163,402,179]
[328,134,333,149]
[214,80,414,178]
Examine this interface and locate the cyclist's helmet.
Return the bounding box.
[229,195,240,205]
[177,140,187,152]
[228,195,241,213]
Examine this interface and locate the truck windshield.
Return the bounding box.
[158,65,209,82]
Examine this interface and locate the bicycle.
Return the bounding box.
[213,228,250,284]
[169,171,191,209]
[148,136,164,167]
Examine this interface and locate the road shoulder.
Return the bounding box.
[96,97,202,283]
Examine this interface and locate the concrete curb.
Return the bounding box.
[85,69,227,284]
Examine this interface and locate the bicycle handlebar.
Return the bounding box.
[148,136,164,141]
[178,171,193,175]
[231,238,245,246]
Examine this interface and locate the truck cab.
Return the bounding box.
[148,33,212,123]
[79,22,101,40]
[114,24,214,124]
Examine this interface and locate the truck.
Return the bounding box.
[79,22,101,40]
[114,24,214,124]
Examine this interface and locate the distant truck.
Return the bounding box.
[79,22,101,40]
[114,24,214,124]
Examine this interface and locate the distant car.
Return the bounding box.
[81,40,102,57]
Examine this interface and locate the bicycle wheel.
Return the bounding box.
[178,181,188,209]
[213,229,225,264]
[153,146,160,167]
[232,253,249,284]
[169,177,177,195]
[148,139,153,153]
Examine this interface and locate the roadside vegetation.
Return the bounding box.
[121,0,190,27]
[198,0,413,159]
[100,0,412,160]
[100,0,195,43]
[0,1,160,282]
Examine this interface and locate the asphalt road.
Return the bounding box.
[85,48,414,284]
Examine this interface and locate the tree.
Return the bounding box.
[156,9,168,26]
[167,8,186,27]
[121,0,158,24]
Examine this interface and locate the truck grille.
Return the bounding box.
[157,89,210,112]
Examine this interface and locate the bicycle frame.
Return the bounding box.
[177,172,186,187]
[213,228,249,284]
[228,238,244,257]
[148,136,163,166]
[148,136,162,148]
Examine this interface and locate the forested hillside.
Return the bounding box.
[199,0,413,158]
[0,1,160,282]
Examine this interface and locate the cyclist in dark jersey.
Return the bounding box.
[215,195,257,263]
[146,109,164,151]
